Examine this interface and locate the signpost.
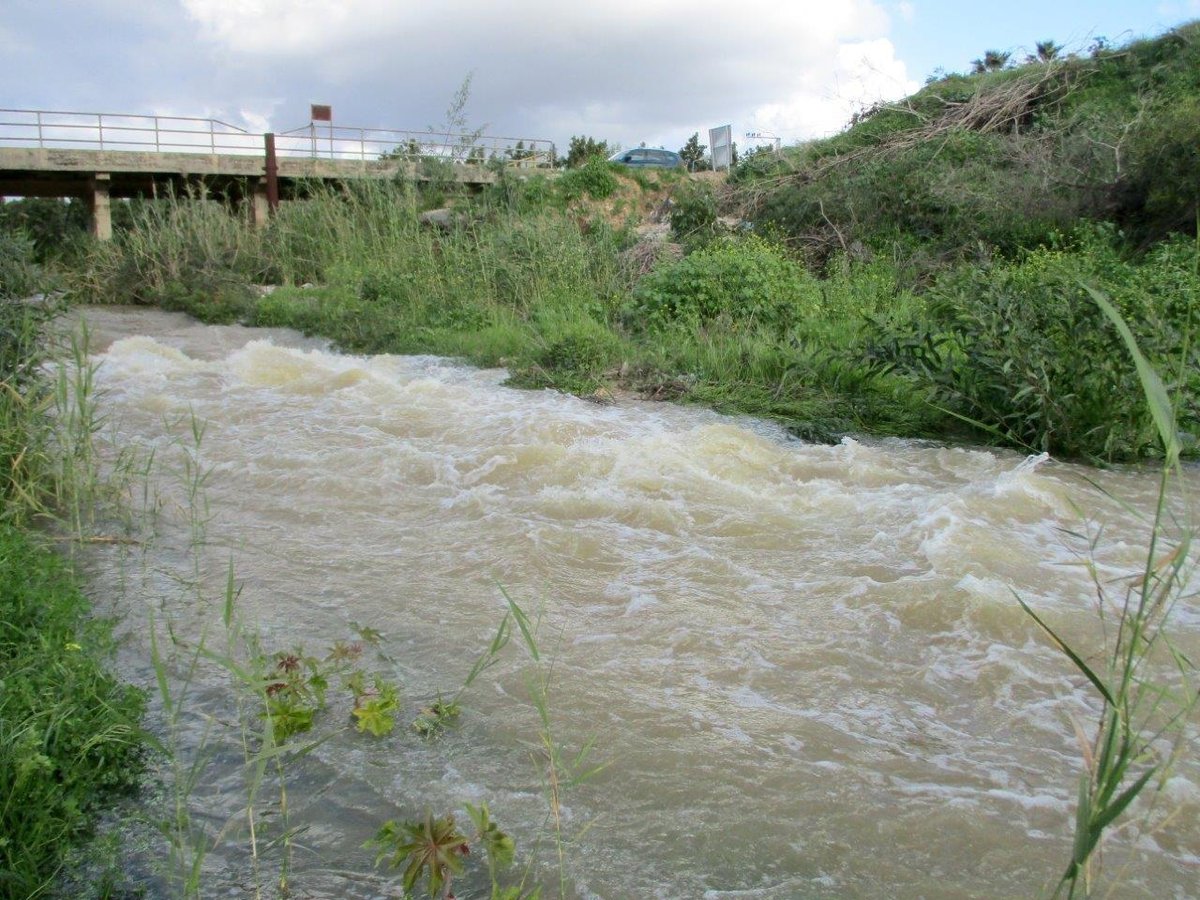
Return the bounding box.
[310,103,332,158]
[709,124,733,171]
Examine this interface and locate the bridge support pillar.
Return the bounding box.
[89,173,113,241]
[249,178,271,229]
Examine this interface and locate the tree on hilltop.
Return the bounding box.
[1034,40,1061,63]
[566,136,613,168]
[680,132,707,172]
[971,50,1012,73]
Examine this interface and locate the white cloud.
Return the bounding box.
[177,0,911,147]
[747,38,918,140]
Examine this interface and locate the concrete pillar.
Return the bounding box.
[249,178,271,229]
[89,173,113,241]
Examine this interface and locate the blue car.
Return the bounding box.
[608,148,684,168]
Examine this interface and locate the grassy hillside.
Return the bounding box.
[720,22,1200,458]
[734,21,1200,262]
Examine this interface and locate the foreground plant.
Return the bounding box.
[499,586,606,898]
[368,803,532,900]
[0,524,146,896]
[369,811,471,899]
[1018,286,1198,897]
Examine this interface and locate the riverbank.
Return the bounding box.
[0,297,146,898]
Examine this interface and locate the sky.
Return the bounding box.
[2,0,1195,157]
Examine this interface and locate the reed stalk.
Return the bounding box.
[1018,284,1197,897]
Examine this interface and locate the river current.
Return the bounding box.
[69,307,1198,898]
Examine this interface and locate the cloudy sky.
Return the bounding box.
[2,0,1194,155]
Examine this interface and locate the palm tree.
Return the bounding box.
[1035,40,1061,63]
[971,49,1012,74]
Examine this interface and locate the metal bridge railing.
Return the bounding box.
[274,122,555,168]
[0,108,260,155]
[0,108,556,167]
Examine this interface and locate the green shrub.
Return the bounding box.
[755,125,1081,263]
[669,181,719,246]
[556,158,620,201]
[538,320,620,375]
[0,231,42,300]
[564,135,613,168]
[1120,94,1200,244]
[872,226,1200,460]
[485,172,559,215]
[0,523,147,897]
[628,236,822,332]
[0,198,89,262]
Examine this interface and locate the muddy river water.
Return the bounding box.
[69,307,1198,898]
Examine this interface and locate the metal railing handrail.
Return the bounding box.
[0,107,557,167]
[0,107,251,128]
[274,121,555,166]
[0,108,257,155]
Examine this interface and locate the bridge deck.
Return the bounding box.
[0,108,556,238]
[0,146,505,198]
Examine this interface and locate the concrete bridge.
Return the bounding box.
[0,109,556,238]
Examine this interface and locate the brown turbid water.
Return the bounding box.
[68,307,1199,899]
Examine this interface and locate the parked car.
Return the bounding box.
[608,148,684,168]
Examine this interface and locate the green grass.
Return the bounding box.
[0,297,148,899]
[0,523,146,898]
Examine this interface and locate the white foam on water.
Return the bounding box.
[71,307,1200,899]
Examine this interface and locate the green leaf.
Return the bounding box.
[1072,772,1092,866]
[466,801,516,870]
[1092,766,1157,837]
[1013,591,1116,707]
[497,584,539,661]
[352,681,399,736]
[463,612,512,689]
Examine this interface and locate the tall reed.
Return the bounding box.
[1018,284,1197,897]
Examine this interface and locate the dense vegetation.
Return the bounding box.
[0,297,146,898]
[5,22,1199,463]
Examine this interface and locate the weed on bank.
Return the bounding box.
[0,298,146,899]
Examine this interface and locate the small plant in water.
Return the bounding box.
[368,802,532,900]
[412,693,463,737]
[369,811,471,899]
[347,671,401,737]
[261,648,329,741]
